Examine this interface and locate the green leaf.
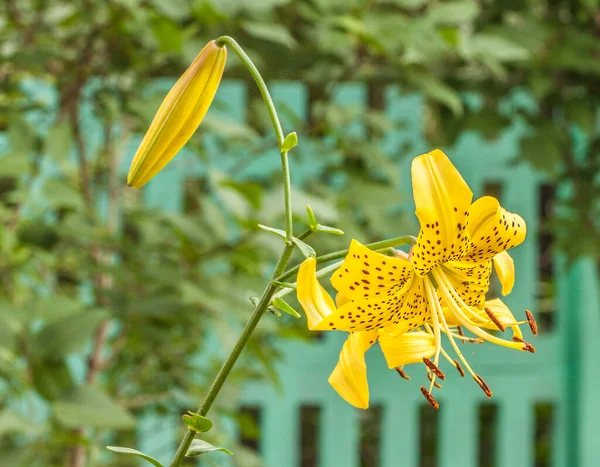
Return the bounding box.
[43,180,85,210]
[0,410,42,435]
[470,34,529,62]
[269,280,296,289]
[242,22,296,48]
[186,439,233,457]
[272,297,301,318]
[45,120,72,161]
[258,224,288,240]
[281,132,298,152]
[53,385,135,429]
[107,446,164,467]
[0,154,30,176]
[306,205,318,229]
[428,1,480,24]
[292,237,316,258]
[32,309,108,359]
[315,225,344,235]
[406,72,463,116]
[182,412,213,433]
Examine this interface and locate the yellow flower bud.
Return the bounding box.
[127,40,227,188]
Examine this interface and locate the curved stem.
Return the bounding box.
[216,36,284,145]
[216,35,293,238]
[276,235,417,283]
[168,235,305,467]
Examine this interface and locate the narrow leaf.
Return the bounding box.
[272,298,301,318]
[182,412,212,433]
[281,132,298,152]
[292,237,316,258]
[316,225,345,236]
[267,307,282,317]
[186,439,233,457]
[107,446,164,467]
[269,280,296,290]
[306,205,318,229]
[258,224,288,240]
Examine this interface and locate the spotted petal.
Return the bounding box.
[442,260,492,309]
[330,240,412,301]
[379,330,436,368]
[328,331,376,409]
[465,196,526,262]
[411,150,473,276]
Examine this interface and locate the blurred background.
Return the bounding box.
[1,0,600,466]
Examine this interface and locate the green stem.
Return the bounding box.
[216,35,294,238]
[169,249,294,466]
[275,235,417,283]
[215,36,284,144]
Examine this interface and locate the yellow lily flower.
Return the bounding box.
[296,149,536,409]
[127,40,227,188]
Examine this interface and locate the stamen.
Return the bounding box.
[484,307,506,332]
[525,310,538,335]
[420,386,440,409]
[423,280,443,393]
[457,325,466,343]
[473,374,493,398]
[432,269,526,352]
[427,372,442,388]
[512,336,536,353]
[423,358,445,380]
[395,367,410,380]
[426,277,479,382]
[454,359,465,377]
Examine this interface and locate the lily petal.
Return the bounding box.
[379,330,436,368]
[492,251,515,296]
[330,239,412,301]
[328,332,374,409]
[411,150,473,276]
[297,257,337,330]
[483,298,524,340]
[442,260,492,309]
[465,196,526,262]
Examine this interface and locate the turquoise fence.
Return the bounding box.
[6,79,600,466]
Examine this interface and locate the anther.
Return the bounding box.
[423,358,445,380]
[420,386,440,409]
[427,372,442,388]
[525,310,538,335]
[395,367,410,380]
[484,307,506,332]
[512,336,536,353]
[457,325,466,342]
[473,374,492,398]
[453,359,465,377]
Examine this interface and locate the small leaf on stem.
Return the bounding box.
[306,205,318,229]
[185,439,233,457]
[281,131,298,152]
[182,412,213,433]
[258,224,288,241]
[107,446,164,467]
[315,225,344,236]
[272,297,301,318]
[292,237,316,258]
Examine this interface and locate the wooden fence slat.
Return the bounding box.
[262,400,300,467]
[439,397,477,467]
[381,397,420,467]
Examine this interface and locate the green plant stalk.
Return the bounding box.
[168,239,300,466]
[215,36,293,238]
[275,235,417,283]
[167,33,306,458]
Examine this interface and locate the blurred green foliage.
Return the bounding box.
[0,0,599,465]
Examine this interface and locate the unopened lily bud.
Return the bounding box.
[127,40,227,188]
